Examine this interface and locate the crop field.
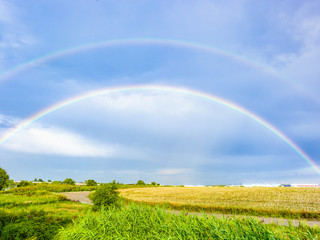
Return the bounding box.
[120,187,320,220]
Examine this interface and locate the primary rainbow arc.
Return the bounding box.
[0,84,319,175]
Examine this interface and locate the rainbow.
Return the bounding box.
[1,84,319,175]
[0,37,318,103]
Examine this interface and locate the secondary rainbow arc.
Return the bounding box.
[0,37,317,103]
[0,84,319,175]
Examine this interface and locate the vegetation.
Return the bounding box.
[136,179,146,185]
[120,187,320,220]
[2,182,320,239]
[0,167,9,190]
[0,188,90,239]
[89,182,120,211]
[57,202,320,239]
[5,183,98,194]
[17,180,33,187]
[62,178,75,185]
[85,179,97,186]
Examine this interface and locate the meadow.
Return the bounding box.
[0,188,90,239]
[1,184,320,239]
[120,186,320,220]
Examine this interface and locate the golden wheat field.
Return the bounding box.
[119,187,320,219]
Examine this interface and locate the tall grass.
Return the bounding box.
[3,183,98,194]
[58,202,320,239]
[0,191,90,239]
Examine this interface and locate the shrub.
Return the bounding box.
[17,180,33,187]
[63,178,75,185]
[136,180,146,185]
[89,183,119,211]
[85,179,97,186]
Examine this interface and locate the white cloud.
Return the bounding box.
[1,121,144,158]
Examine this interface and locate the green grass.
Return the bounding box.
[0,190,90,239]
[3,183,98,194]
[57,202,320,240]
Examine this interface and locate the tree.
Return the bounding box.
[62,178,75,185]
[51,180,62,184]
[85,179,97,186]
[0,167,9,190]
[89,182,119,211]
[136,180,146,185]
[17,180,33,187]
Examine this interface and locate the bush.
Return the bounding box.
[17,180,33,188]
[136,180,146,185]
[62,178,75,185]
[89,183,119,211]
[85,179,97,186]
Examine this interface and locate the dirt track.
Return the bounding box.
[59,191,92,204]
[59,191,320,227]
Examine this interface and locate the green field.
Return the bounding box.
[0,190,90,239]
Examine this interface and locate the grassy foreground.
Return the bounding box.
[0,190,90,239]
[2,185,320,239]
[120,187,320,220]
[58,202,320,239]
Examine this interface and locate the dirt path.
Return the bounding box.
[59,191,320,227]
[59,191,93,204]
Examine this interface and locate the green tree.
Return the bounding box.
[51,180,62,184]
[89,182,119,211]
[7,179,15,188]
[63,178,75,185]
[136,180,146,185]
[85,179,97,186]
[17,180,33,187]
[151,181,156,185]
[0,167,9,190]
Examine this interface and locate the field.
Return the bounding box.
[2,185,320,239]
[120,186,320,220]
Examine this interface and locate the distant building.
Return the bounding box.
[241,183,280,187]
[291,184,319,187]
[280,184,291,187]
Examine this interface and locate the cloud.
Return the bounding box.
[1,120,144,158]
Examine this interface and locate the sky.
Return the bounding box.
[0,0,320,185]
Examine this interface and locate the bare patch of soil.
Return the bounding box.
[58,191,92,205]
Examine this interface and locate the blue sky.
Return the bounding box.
[0,0,320,185]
